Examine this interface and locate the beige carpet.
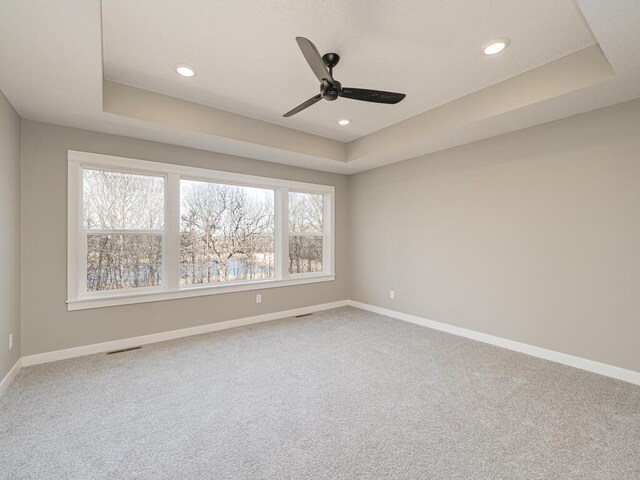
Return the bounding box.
[1,307,639,479]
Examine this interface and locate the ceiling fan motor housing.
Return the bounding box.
[321,78,341,101]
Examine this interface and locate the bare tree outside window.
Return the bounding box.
[179,180,275,285]
[86,234,162,290]
[83,169,165,291]
[289,192,323,274]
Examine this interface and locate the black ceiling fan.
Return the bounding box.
[283,37,406,117]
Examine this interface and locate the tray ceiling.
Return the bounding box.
[1,0,639,174]
[102,0,595,142]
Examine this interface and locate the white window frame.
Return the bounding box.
[67,150,335,310]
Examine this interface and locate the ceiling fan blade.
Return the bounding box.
[339,87,406,104]
[283,94,323,117]
[296,37,334,84]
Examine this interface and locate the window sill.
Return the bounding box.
[67,274,335,311]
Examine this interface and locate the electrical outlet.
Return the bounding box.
[389,290,395,300]
[256,294,262,304]
[9,333,13,350]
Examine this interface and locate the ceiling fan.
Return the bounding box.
[283,37,406,117]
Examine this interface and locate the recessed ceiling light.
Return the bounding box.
[175,64,197,77]
[337,119,351,126]
[482,38,510,55]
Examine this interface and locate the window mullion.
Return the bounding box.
[165,174,180,291]
[323,192,333,275]
[83,229,164,235]
[276,187,289,280]
[288,231,322,238]
[68,161,81,301]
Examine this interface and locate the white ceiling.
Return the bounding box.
[0,0,639,174]
[103,0,595,142]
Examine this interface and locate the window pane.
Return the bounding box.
[87,234,162,291]
[83,169,165,230]
[289,236,323,274]
[289,192,323,233]
[180,180,275,285]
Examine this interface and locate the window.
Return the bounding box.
[83,169,165,292]
[179,180,275,285]
[68,151,334,310]
[289,192,324,274]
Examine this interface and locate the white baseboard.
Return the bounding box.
[21,300,348,367]
[0,358,22,397]
[13,299,640,388]
[348,300,640,386]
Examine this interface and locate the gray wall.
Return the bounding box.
[20,121,349,356]
[0,90,21,379]
[349,98,640,373]
[16,99,640,374]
